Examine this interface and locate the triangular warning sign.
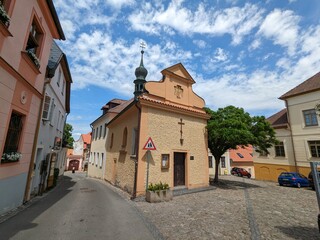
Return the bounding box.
[143,137,156,150]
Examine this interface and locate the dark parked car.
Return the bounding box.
[308,171,320,190]
[278,172,309,188]
[231,167,251,178]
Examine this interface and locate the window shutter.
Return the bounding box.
[42,95,51,120]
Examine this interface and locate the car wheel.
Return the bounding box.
[238,173,242,177]
[297,183,301,188]
[247,174,251,179]
[279,183,283,186]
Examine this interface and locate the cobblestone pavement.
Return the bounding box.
[133,175,319,240]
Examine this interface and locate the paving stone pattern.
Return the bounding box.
[134,176,319,240]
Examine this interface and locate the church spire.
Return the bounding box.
[134,42,148,99]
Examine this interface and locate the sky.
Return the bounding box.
[53,0,320,140]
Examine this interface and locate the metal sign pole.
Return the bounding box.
[146,150,150,192]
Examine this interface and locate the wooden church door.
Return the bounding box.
[174,152,186,186]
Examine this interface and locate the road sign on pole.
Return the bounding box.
[143,137,156,150]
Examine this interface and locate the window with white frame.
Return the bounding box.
[96,153,99,166]
[48,100,55,124]
[42,95,56,123]
[89,152,92,163]
[100,153,104,168]
[61,79,65,95]
[42,94,51,120]
[99,125,102,139]
[309,141,320,158]
[275,142,285,157]
[93,152,95,165]
[303,109,318,127]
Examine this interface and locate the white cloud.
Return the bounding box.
[213,48,228,62]
[104,0,135,9]
[128,2,264,45]
[61,30,192,94]
[193,39,207,48]
[258,9,300,55]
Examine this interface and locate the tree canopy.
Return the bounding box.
[205,106,277,182]
[62,123,74,148]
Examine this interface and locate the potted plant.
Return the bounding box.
[1,152,22,163]
[0,3,10,26]
[146,181,173,203]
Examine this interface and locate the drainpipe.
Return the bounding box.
[24,77,51,202]
[285,100,298,172]
[131,100,141,200]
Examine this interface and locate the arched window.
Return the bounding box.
[110,133,114,149]
[122,127,127,148]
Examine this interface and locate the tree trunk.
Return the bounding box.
[214,155,221,183]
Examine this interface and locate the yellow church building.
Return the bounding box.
[103,51,210,197]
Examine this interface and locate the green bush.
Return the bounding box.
[147,181,169,192]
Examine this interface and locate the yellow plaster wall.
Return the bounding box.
[254,163,311,181]
[104,106,138,193]
[136,106,208,195]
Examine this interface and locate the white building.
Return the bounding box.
[29,41,72,197]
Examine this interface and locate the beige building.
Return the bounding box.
[254,72,320,181]
[88,99,127,179]
[103,51,209,197]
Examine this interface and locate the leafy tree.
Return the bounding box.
[62,123,74,148]
[205,106,277,183]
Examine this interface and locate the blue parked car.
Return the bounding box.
[278,172,309,188]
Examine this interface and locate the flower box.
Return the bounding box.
[0,4,10,27]
[145,182,173,203]
[1,152,22,163]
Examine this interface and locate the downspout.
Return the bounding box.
[24,78,51,202]
[131,100,141,200]
[285,100,298,172]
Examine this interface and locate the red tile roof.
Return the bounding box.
[138,95,208,117]
[280,71,320,99]
[82,132,91,144]
[230,145,253,162]
[108,99,134,114]
[267,108,288,129]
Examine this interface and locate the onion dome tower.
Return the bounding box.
[134,44,148,99]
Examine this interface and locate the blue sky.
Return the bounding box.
[54,0,320,140]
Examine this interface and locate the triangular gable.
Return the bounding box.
[161,63,195,84]
[144,63,205,109]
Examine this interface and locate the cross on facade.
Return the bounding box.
[178,118,185,144]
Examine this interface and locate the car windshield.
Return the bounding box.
[281,173,292,177]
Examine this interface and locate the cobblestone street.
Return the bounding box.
[134,176,319,240]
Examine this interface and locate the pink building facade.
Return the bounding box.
[0,0,65,214]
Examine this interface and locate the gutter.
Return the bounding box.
[131,100,141,200]
[285,100,298,172]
